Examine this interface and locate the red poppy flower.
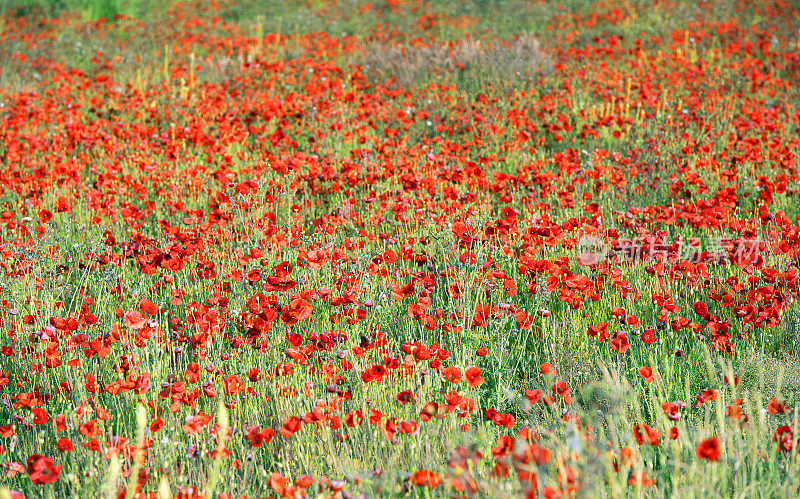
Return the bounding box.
[696,437,720,461]
[419,402,439,422]
[345,410,364,427]
[633,424,660,446]
[662,402,682,421]
[768,398,787,414]
[525,389,542,404]
[443,366,462,384]
[123,311,147,330]
[638,367,655,383]
[464,366,484,388]
[27,454,62,484]
[411,469,442,488]
[281,298,312,325]
[279,416,302,438]
[398,421,418,434]
[451,222,473,244]
[609,331,630,353]
[57,438,73,452]
[396,389,415,405]
[150,418,164,432]
[31,407,48,425]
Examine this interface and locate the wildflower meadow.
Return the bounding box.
[1,0,800,497]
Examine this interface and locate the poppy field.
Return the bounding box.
[1,0,800,496]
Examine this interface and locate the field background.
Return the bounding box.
[1,0,800,497]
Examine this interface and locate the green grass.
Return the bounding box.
[0,0,169,20]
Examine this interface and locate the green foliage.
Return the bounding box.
[0,0,170,20]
